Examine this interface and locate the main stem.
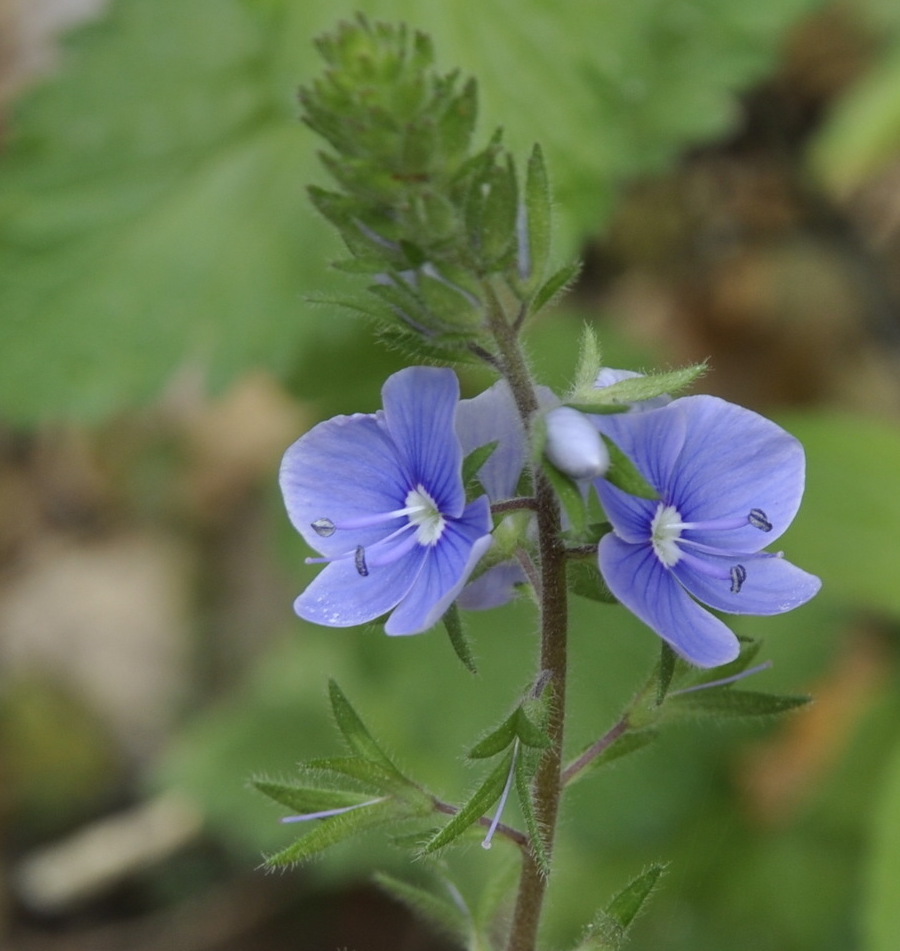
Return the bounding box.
[484,289,569,951]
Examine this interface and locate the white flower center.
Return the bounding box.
[405,484,446,545]
[650,503,683,567]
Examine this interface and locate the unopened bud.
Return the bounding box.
[543,407,609,480]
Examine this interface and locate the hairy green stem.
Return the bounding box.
[483,283,568,951]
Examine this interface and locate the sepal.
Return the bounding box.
[572,363,707,409]
[566,557,616,604]
[600,435,660,500]
[468,704,551,759]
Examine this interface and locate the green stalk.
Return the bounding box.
[483,283,568,951]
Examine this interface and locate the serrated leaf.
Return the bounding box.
[443,603,478,675]
[422,750,513,854]
[327,681,408,779]
[530,259,581,315]
[253,780,376,814]
[601,436,660,500]
[668,688,811,719]
[264,796,398,868]
[374,872,471,945]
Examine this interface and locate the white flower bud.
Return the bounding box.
[543,406,609,480]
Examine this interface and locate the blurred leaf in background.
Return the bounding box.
[0,0,828,423]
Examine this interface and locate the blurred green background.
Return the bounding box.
[3,0,900,949]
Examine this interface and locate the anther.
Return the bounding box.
[311,518,336,537]
[730,564,747,594]
[748,508,772,532]
[354,546,369,577]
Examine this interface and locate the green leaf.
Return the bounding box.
[469,711,518,760]
[0,0,826,421]
[601,436,660,500]
[327,681,408,780]
[542,458,589,535]
[521,143,552,287]
[577,864,667,949]
[775,412,900,620]
[530,259,582,315]
[862,736,900,951]
[567,557,616,604]
[514,750,550,877]
[655,643,678,706]
[253,780,378,814]
[263,796,398,867]
[421,750,514,854]
[374,872,471,946]
[513,706,551,750]
[811,41,900,196]
[571,324,603,395]
[668,688,811,719]
[573,363,707,408]
[462,440,499,488]
[671,636,762,694]
[298,756,410,793]
[443,604,478,675]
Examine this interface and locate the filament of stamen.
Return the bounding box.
[311,503,428,535]
[482,741,519,851]
[281,796,386,823]
[675,548,744,585]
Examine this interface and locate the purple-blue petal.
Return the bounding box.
[672,551,822,615]
[456,381,558,501]
[294,546,427,628]
[381,367,464,515]
[457,560,528,610]
[385,497,494,635]
[593,402,688,499]
[456,380,526,501]
[666,396,806,550]
[280,413,406,557]
[592,404,688,542]
[598,534,741,667]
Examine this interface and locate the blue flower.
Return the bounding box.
[593,395,821,667]
[280,367,493,635]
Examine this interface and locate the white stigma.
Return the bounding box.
[650,503,684,566]
[405,485,445,545]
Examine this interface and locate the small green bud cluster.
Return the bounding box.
[300,15,553,353]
